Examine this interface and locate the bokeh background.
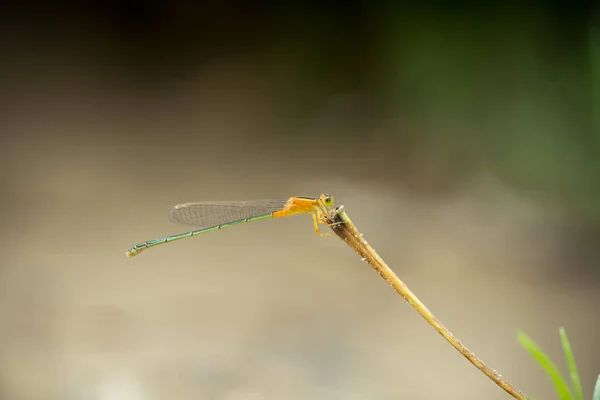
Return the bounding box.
[1,1,599,399]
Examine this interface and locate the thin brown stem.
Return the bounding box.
[325,205,527,400]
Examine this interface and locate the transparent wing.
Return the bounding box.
[168,199,289,228]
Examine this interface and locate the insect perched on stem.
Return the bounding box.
[126,193,336,257]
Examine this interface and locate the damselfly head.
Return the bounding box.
[320,193,335,207]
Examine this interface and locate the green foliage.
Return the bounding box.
[559,327,583,400]
[517,330,574,399]
[518,327,597,400]
[593,375,600,400]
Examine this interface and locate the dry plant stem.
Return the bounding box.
[326,206,527,400]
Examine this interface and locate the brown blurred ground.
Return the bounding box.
[1,3,599,400]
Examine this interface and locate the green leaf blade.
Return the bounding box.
[593,375,600,400]
[517,331,574,400]
[559,327,583,400]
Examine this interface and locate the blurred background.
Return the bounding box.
[1,1,599,399]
